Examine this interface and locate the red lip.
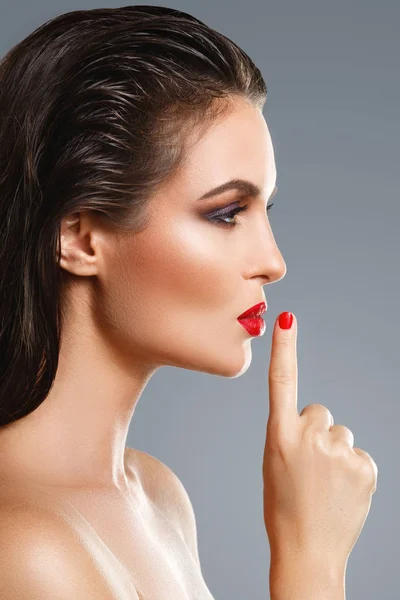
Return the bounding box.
[237,301,267,320]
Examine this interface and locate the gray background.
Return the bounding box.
[1,1,399,598]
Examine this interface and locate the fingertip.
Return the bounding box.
[278,312,294,330]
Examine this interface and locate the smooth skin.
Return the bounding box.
[0,95,285,598]
[0,93,378,598]
[0,448,205,599]
[265,313,378,599]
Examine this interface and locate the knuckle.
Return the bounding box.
[302,426,327,451]
[354,449,378,489]
[317,431,331,452]
[300,403,334,426]
[269,367,296,385]
[330,424,354,446]
[304,428,327,452]
[300,403,328,415]
[278,336,293,349]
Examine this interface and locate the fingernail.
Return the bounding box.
[278,312,293,330]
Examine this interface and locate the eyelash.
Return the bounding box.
[208,201,275,227]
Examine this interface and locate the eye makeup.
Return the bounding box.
[205,199,275,227]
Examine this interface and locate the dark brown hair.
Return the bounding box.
[0,5,267,426]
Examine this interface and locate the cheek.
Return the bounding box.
[96,222,246,371]
[98,220,238,352]
[129,222,232,311]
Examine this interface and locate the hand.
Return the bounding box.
[262,312,378,566]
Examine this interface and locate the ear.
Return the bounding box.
[59,212,99,277]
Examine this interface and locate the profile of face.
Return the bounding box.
[60,96,286,380]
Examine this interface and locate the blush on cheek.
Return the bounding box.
[108,216,234,335]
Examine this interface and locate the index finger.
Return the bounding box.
[267,312,298,428]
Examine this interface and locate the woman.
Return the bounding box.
[0,6,377,599]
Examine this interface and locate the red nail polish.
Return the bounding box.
[278,312,293,330]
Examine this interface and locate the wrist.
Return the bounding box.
[269,552,347,600]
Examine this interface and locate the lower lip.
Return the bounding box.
[237,316,266,336]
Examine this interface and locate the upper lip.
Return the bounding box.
[237,301,267,319]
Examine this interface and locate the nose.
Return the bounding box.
[243,221,287,285]
[257,252,286,286]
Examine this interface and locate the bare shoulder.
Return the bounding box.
[0,500,125,599]
[126,447,185,502]
[126,446,194,516]
[126,447,201,568]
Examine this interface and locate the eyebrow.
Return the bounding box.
[197,179,278,201]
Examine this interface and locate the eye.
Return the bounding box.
[206,201,275,227]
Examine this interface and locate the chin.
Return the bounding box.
[179,344,253,379]
[223,352,252,378]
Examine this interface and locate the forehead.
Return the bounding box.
[177,98,276,198]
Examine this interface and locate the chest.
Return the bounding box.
[64,491,214,600]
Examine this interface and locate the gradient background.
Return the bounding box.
[1,1,398,598]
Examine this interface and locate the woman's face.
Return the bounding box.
[81,97,286,378]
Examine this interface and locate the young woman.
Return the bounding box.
[0,6,377,599]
